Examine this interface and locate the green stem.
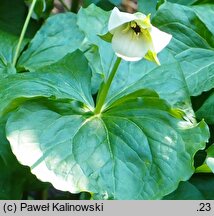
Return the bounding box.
[94,57,122,114]
[12,0,38,67]
[59,0,70,11]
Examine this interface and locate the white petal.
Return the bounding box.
[111,28,151,61]
[108,7,144,33]
[149,26,172,53]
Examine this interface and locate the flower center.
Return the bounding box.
[131,22,141,35]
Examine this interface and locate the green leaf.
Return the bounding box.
[152,2,214,96]
[17,13,85,71]
[0,31,19,76]
[193,0,214,5]
[138,0,198,17]
[0,30,30,76]
[0,0,41,38]
[192,4,214,34]
[196,93,214,124]
[105,53,191,111]
[176,49,214,96]
[77,4,113,75]
[165,175,214,200]
[0,51,94,117]
[163,181,205,200]
[6,92,209,199]
[83,44,104,94]
[138,0,158,16]
[77,4,114,93]
[190,175,214,199]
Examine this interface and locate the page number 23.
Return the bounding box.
[198,203,211,212]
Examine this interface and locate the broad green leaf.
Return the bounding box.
[17,12,85,71]
[152,2,214,96]
[6,93,209,199]
[0,0,41,37]
[0,51,94,117]
[196,93,214,124]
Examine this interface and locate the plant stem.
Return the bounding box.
[12,0,38,67]
[59,0,70,11]
[94,57,122,114]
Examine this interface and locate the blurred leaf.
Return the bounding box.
[25,0,54,20]
[0,0,41,38]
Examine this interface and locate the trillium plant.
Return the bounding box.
[0,0,214,200]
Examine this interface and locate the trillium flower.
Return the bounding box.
[106,7,172,64]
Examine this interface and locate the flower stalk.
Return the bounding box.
[12,0,38,67]
[94,57,122,114]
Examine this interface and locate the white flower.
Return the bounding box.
[107,7,172,64]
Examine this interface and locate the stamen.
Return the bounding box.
[131,22,141,35]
